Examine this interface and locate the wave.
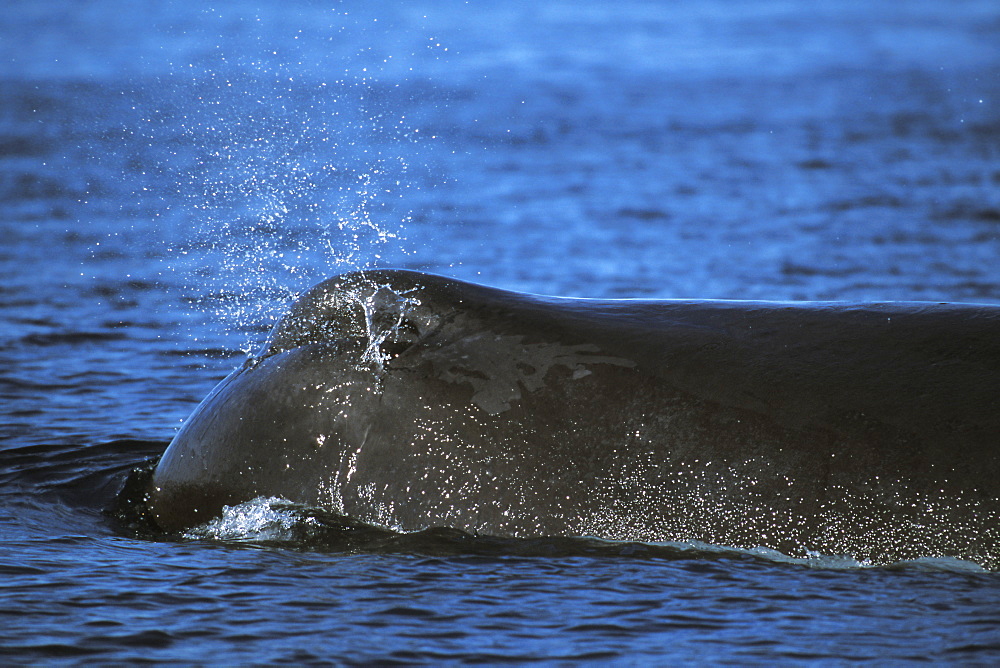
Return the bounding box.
[0,440,164,510]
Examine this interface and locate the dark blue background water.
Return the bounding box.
[2,0,999,662]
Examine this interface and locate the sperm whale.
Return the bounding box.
[147,269,1000,566]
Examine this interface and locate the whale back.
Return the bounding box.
[263,269,1000,466]
[148,269,1000,566]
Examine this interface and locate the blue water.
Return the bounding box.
[2,0,1000,662]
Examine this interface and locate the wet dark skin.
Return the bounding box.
[148,270,1000,566]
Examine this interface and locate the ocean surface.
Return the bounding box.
[2,0,1000,663]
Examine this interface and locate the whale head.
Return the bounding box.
[146,271,446,531]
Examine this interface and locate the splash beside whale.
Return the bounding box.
[146,269,1000,566]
